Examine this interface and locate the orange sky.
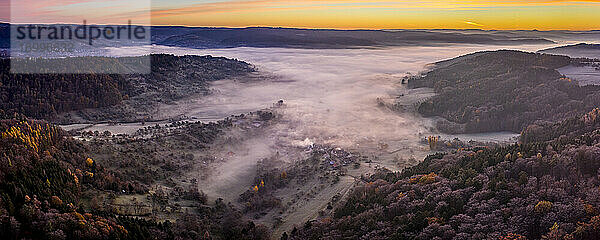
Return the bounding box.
[3,0,600,30]
[149,0,600,30]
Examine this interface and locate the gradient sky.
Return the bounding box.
[2,0,600,30]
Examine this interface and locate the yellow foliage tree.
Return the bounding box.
[535,200,553,213]
[86,158,94,167]
[427,136,439,150]
[584,203,597,215]
[499,233,527,240]
[396,192,406,200]
[550,222,559,231]
[51,196,63,206]
[418,172,438,185]
[1,120,59,153]
[409,172,438,185]
[582,108,600,124]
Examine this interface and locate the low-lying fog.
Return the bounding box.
[108,44,555,149]
[99,44,557,201]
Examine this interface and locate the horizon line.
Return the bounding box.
[1,22,598,32]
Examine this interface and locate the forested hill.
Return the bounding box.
[408,50,600,133]
[151,27,554,49]
[0,23,554,50]
[539,43,600,59]
[0,116,271,239]
[290,108,600,240]
[0,54,254,121]
[541,43,600,52]
[0,118,142,239]
[0,23,8,49]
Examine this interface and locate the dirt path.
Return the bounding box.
[271,175,357,238]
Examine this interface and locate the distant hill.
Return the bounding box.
[407,50,600,133]
[547,43,600,50]
[0,23,570,50]
[0,23,8,49]
[539,43,600,59]
[151,26,555,49]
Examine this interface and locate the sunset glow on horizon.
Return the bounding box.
[2,0,600,30]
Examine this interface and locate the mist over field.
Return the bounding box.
[102,44,554,149]
[88,44,554,207]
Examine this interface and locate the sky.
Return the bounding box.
[1,0,599,30]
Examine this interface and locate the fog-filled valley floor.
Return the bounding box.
[70,43,571,235]
[2,38,600,240]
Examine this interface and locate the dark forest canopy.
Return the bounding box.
[151,27,555,49]
[538,43,600,59]
[0,54,254,121]
[541,43,600,52]
[290,108,600,240]
[0,117,270,240]
[0,23,557,50]
[408,50,600,134]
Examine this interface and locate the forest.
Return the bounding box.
[0,23,7,49]
[0,53,267,240]
[0,54,254,122]
[0,115,271,240]
[408,50,600,133]
[289,108,600,240]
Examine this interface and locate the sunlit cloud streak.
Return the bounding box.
[463,21,485,27]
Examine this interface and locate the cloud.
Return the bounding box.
[463,21,485,27]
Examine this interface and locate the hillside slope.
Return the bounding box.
[539,43,600,59]
[408,50,600,133]
[0,54,254,123]
[291,108,600,240]
[0,116,271,240]
[152,26,554,49]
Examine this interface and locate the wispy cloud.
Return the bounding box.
[463,21,485,27]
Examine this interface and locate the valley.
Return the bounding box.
[3,38,600,239]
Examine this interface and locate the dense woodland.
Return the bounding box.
[0,53,263,239]
[290,108,600,239]
[0,23,7,49]
[0,117,138,239]
[0,58,130,120]
[0,54,254,121]
[408,50,600,133]
[0,116,271,239]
